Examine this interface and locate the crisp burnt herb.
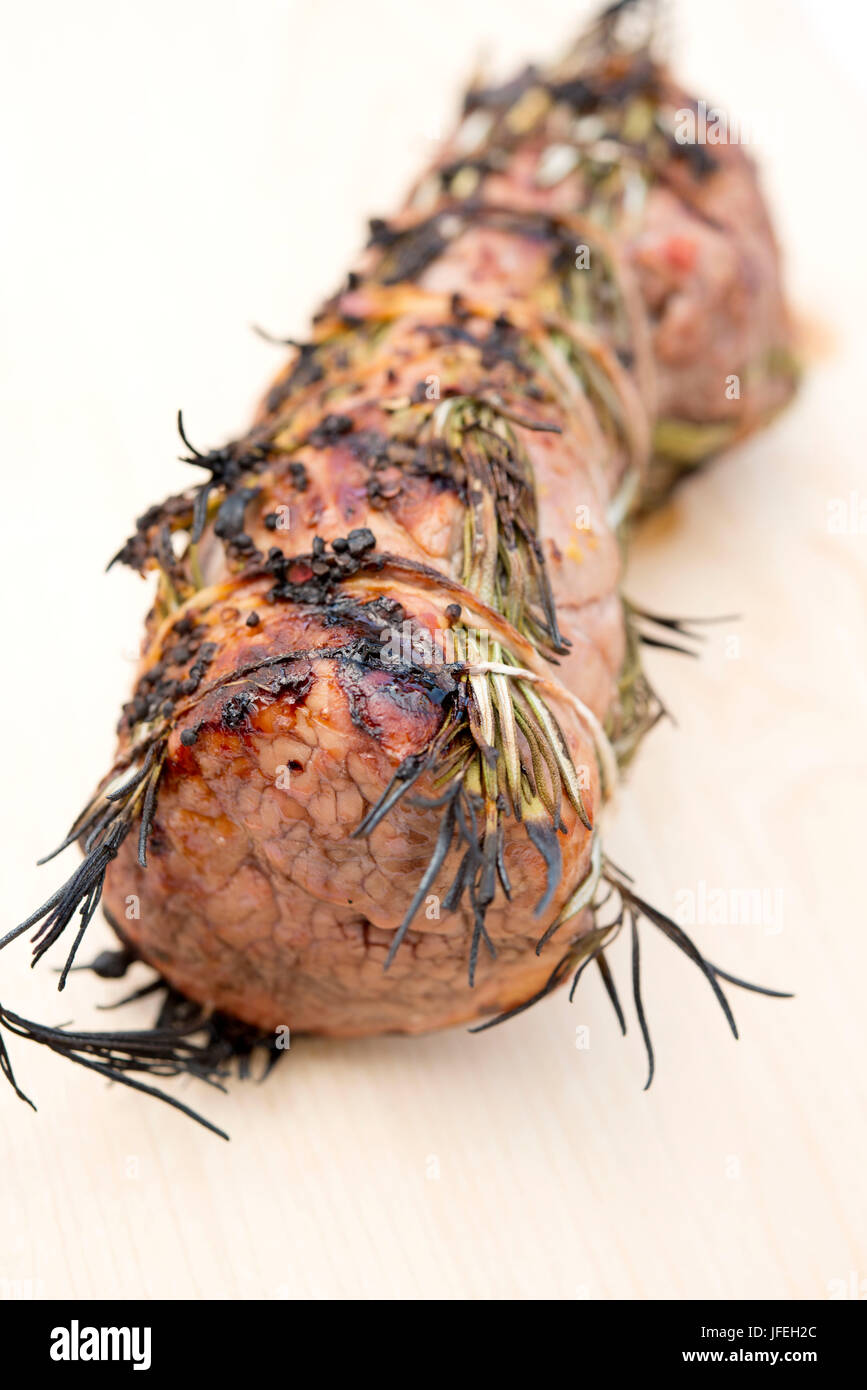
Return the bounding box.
[214,487,261,540]
[471,863,791,1090]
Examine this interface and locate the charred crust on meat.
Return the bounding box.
[337,661,445,744]
[306,413,355,448]
[214,487,261,541]
[262,531,379,605]
[219,662,314,731]
[109,413,273,576]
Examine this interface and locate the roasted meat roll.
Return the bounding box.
[3,4,796,1121]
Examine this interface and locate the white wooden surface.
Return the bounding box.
[1,0,865,1300]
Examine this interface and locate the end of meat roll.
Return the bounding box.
[101,603,600,1037]
[98,581,599,1037]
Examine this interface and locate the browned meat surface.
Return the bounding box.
[25,11,797,1041]
[103,595,601,1035]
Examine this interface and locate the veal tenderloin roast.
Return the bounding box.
[2,2,796,1130]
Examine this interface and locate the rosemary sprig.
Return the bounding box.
[428,394,569,658]
[0,947,287,1139]
[471,861,792,1092]
[0,997,231,1139]
[1,743,167,988]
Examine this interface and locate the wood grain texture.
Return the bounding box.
[1,0,864,1301]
